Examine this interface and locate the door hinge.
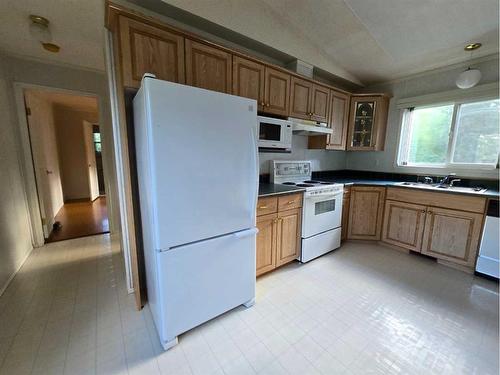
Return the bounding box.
[26,107,31,116]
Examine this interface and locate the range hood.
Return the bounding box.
[290,117,332,136]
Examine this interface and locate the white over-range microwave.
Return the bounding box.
[257,115,292,152]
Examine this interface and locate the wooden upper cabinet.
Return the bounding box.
[309,89,350,150]
[290,77,313,119]
[232,56,265,110]
[311,84,330,122]
[382,200,427,252]
[264,67,290,116]
[347,94,390,151]
[118,16,185,88]
[290,79,330,122]
[421,207,483,267]
[347,186,386,240]
[185,39,232,93]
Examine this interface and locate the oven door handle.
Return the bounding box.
[306,192,343,201]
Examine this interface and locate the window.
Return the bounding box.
[93,132,102,153]
[398,98,500,168]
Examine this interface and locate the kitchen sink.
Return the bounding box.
[395,181,487,194]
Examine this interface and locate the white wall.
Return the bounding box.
[0,55,33,294]
[259,135,346,174]
[54,105,98,201]
[346,56,500,179]
[24,90,64,230]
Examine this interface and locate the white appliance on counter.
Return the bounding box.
[271,160,343,262]
[134,76,258,350]
[257,115,292,152]
[476,199,499,279]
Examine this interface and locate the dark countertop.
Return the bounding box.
[319,178,500,198]
[258,183,305,197]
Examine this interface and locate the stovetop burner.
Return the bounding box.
[296,183,315,187]
[282,182,296,185]
[303,180,321,184]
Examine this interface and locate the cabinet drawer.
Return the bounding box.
[278,193,303,211]
[257,196,278,216]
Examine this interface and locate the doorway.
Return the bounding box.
[22,88,110,243]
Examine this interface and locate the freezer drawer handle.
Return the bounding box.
[233,228,259,239]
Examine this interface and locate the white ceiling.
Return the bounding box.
[0,0,497,86]
[0,0,105,71]
[162,0,499,85]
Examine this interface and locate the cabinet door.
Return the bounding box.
[232,56,265,110]
[290,76,312,120]
[347,95,389,151]
[421,207,483,267]
[341,187,351,241]
[118,16,185,88]
[308,90,349,150]
[264,67,290,116]
[327,91,349,150]
[311,84,330,122]
[276,208,302,266]
[347,186,386,240]
[185,39,232,93]
[256,213,278,276]
[381,200,427,251]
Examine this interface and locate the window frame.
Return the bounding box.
[397,96,499,171]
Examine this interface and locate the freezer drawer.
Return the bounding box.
[156,229,256,347]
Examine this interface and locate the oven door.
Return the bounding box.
[302,192,343,238]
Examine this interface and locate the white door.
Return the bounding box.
[24,91,64,237]
[83,121,100,201]
[137,79,258,250]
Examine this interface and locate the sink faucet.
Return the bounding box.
[440,173,457,185]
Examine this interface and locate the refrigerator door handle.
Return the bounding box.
[233,227,259,239]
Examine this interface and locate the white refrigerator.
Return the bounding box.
[133,76,258,350]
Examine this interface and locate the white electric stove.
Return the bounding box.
[271,161,344,262]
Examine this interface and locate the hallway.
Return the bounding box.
[47,197,109,243]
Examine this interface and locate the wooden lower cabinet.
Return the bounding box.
[256,213,278,276]
[382,188,486,269]
[256,194,302,276]
[381,200,426,251]
[276,208,302,266]
[347,186,385,240]
[421,207,483,267]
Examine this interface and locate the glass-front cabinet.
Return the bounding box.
[347,94,390,151]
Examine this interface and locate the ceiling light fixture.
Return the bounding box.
[456,43,482,89]
[29,14,61,53]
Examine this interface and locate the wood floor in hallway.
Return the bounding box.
[47,197,109,243]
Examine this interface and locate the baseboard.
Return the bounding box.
[0,245,34,297]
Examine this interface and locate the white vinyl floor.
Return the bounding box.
[0,235,498,375]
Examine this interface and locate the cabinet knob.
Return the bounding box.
[259,205,268,209]
[260,101,265,106]
[287,201,294,205]
[422,210,426,213]
[266,103,270,107]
